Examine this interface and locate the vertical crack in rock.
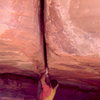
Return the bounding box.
[39,1,60,99]
[40,0,48,69]
[37,1,53,99]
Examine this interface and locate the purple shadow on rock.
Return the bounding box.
[54,84,100,100]
[0,73,39,100]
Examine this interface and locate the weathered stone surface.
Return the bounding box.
[44,0,100,89]
[0,0,44,76]
[54,84,100,100]
[0,73,38,100]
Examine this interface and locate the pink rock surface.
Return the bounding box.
[0,0,45,76]
[44,0,100,88]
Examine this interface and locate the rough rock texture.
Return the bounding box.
[44,0,100,89]
[54,84,100,100]
[0,74,38,100]
[0,0,44,76]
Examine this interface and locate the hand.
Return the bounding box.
[55,83,59,90]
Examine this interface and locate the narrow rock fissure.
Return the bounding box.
[40,0,48,69]
[37,1,50,99]
[38,1,61,100]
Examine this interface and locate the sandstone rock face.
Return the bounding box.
[0,0,44,76]
[44,0,100,89]
[0,74,38,100]
[54,84,100,100]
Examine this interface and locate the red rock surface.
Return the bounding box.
[44,0,100,89]
[0,0,44,76]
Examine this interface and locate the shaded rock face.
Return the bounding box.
[0,73,100,100]
[0,0,45,75]
[44,0,100,88]
[54,85,100,100]
[0,74,38,100]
